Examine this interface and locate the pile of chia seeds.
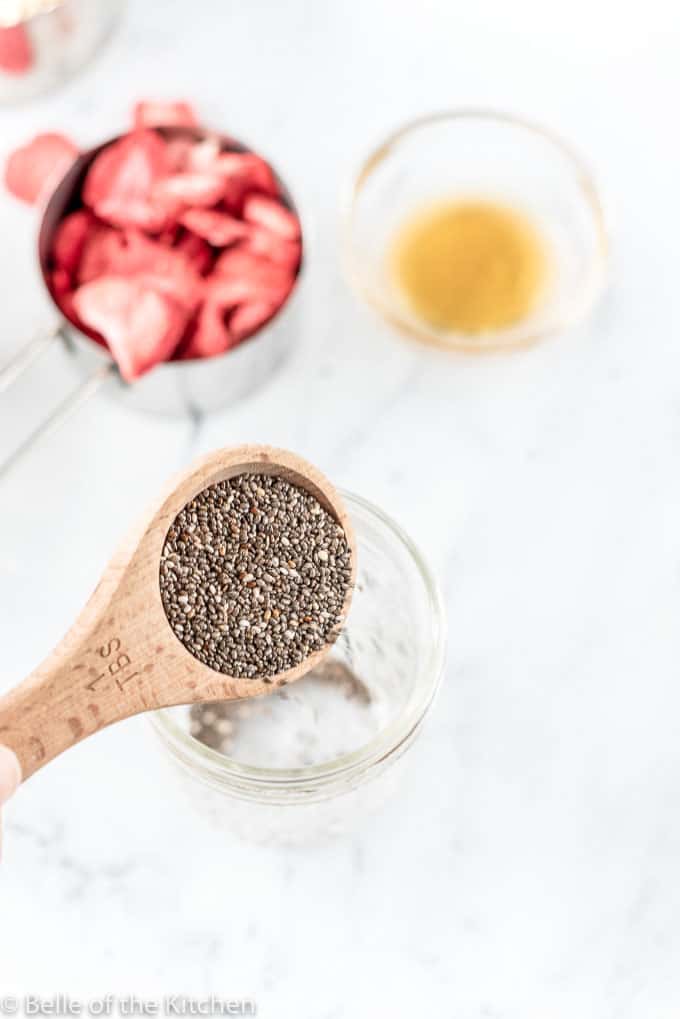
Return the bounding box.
[159,472,352,679]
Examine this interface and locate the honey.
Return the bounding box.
[390,198,549,335]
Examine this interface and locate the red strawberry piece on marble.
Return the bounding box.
[230,300,277,342]
[73,276,186,381]
[4,132,78,205]
[83,129,169,232]
[242,194,300,240]
[52,210,95,275]
[179,208,250,247]
[0,24,33,73]
[133,100,198,130]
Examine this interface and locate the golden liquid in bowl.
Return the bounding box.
[390,198,549,335]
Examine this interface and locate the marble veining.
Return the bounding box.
[1,0,680,1016]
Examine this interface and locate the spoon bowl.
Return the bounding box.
[0,446,355,781]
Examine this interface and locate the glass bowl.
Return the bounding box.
[150,491,447,845]
[343,109,608,352]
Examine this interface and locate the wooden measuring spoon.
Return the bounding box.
[0,446,356,783]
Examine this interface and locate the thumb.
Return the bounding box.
[0,745,21,805]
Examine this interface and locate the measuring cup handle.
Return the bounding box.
[0,323,62,395]
[0,360,117,482]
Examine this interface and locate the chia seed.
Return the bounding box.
[159,472,352,679]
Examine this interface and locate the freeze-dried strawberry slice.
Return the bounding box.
[242,194,300,240]
[99,196,169,232]
[50,268,85,330]
[78,227,203,311]
[0,24,32,73]
[187,137,221,172]
[183,151,279,212]
[213,152,278,196]
[230,301,277,342]
[4,132,78,205]
[83,130,167,205]
[206,273,293,310]
[148,146,280,214]
[179,301,233,360]
[175,230,213,275]
[153,172,225,211]
[132,235,204,305]
[123,231,203,310]
[166,137,195,173]
[179,209,249,247]
[77,225,139,284]
[133,100,198,129]
[50,267,71,297]
[212,248,294,300]
[240,225,301,269]
[73,276,186,381]
[135,273,202,313]
[52,210,95,275]
[134,253,204,312]
[157,222,182,247]
[83,129,169,232]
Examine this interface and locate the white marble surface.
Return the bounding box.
[1,0,680,1014]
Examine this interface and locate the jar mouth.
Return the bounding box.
[150,490,447,792]
[342,108,609,352]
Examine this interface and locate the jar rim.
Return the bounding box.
[150,490,447,792]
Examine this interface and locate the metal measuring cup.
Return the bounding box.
[0,126,304,478]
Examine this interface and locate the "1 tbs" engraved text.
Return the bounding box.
[85,637,142,693]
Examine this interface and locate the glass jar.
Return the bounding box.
[0,0,121,104]
[150,491,447,845]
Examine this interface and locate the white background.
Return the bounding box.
[1,1,680,1015]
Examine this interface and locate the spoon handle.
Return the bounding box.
[0,584,144,780]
